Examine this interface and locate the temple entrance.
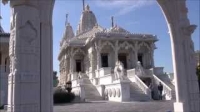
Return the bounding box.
[118,54,127,69]
[101,53,108,67]
[140,77,152,87]
[76,60,82,72]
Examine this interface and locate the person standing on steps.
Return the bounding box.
[149,82,154,100]
[158,82,163,100]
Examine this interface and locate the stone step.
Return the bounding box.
[129,82,151,101]
[80,79,102,101]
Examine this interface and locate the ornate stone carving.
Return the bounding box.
[108,89,112,97]
[100,41,115,51]
[114,61,125,80]
[118,41,134,51]
[104,89,108,96]
[20,21,37,44]
[20,73,39,82]
[138,42,151,50]
[112,88,116,97]
[116,88,120,97]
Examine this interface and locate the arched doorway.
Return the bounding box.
[2,0,199,112]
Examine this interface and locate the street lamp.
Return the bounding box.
[65,81,72,93]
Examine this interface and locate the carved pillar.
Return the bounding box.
[157,0,200,112]
[134,42,138,68]
[95,41,101,70]
[91,47,96,78]
[4,0,55,112]
[70,56,73,74]
[7,2,41,112]
[150,43,155,68]
[96,50,101,70]
[38,1,54,111]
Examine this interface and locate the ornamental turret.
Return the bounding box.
[60,14,74,46]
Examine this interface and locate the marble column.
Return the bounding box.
[96,50,101,70]
[114,41,119,63]
[150,50,154,68]
[157,0,200,112]
[70,56,73,74]
[3,0,55,112]
[95,41,101,70]
[134,42,138,68]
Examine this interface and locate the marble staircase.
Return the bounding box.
[84,84,102,101]
[81,78,102,101]
[129,82,151,101]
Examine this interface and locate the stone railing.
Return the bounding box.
[104,81,130,102]
[153,74,172,99]
[71,72,78,80]
[127,69,136,77]
[144,69,153,76]
[134,75,151,98]
[152,67,164,75]
[98,67,112,77]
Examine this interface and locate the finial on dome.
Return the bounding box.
[82,0,85,11]
[65,13,68,26]
[85,4,90,11]
[111,16,114,28]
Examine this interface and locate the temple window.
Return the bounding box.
[118,53,127,69]
[76,60,82,72]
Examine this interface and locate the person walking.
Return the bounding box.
[158,82,163,100]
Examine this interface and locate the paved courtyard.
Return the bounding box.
[0,100,174,112]
[54,100,174,112]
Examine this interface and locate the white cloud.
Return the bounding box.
[95,0,155,16]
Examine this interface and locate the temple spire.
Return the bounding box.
[83,0,85,11]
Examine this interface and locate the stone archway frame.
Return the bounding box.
[3,0,199,112]
[99,41,115,52]
[118,41,135,51]
[137,42,151,51]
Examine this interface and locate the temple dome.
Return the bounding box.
[76,4,97,35]
[64,23,74,40]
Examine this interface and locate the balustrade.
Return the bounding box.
[153,74,172,99]
[134,75,151,98]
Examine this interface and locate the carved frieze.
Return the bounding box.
[20,73,39,82]
[116,88,120,97]
[19,21,37,45]
[112,88,116,97]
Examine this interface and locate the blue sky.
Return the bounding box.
[1,0,199,75]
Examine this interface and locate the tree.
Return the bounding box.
[53,71,59,87]
[196,65,200,89]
